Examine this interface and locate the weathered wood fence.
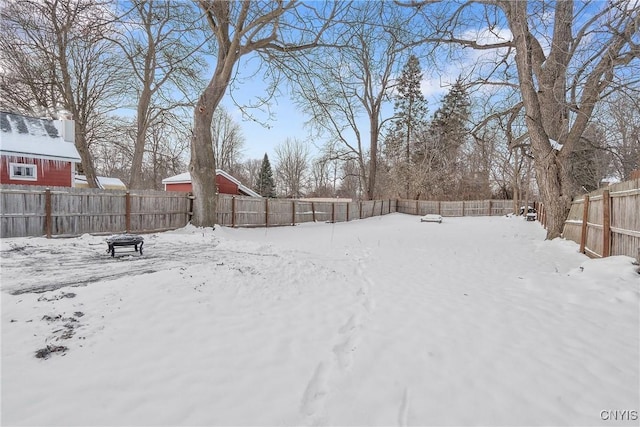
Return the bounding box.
[0,185,191,238]
[216,194,396,227]
[2,184,517,238]
[396,199,514,216]
[562,179,640,259]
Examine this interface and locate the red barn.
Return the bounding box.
[162,170,261,197]
[0,112,81,187]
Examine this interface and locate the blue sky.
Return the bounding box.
[219,59,451,163]
[220,82,309,162]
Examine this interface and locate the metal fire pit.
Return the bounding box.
[106,234,144,257]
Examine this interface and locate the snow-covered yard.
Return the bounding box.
[1,213,638,426]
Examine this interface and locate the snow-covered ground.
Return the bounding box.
[1,213,638,426]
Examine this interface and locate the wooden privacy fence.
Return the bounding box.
[562,179,640,259]
[0,185,191,238]
[2,184,516,238]
[396,199,514,217]
[215,194,396,227]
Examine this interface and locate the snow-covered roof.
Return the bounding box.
[75,175,127,190]
[0,111,81,162]
[162,172,191,184]
[162,170,261,198]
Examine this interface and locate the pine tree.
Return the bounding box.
[385,55,429,198]
[430,76,470,151]
[394,55,429,162]
[425,76,471,198]
[256,153,276,198]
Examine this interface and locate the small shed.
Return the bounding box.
[0,111,81,187]
[162,170,261,197]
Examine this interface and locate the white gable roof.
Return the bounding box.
[162,170,261,198]
[75,175,127,190]
[162,172,191,184]
[0,112,81,162]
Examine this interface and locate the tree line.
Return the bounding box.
[1,0,638,238]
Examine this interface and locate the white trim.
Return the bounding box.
[9,162,37,181]
[1,150,81,163]
[161,172,191,184]
[216,169,261,197]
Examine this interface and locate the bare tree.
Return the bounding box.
[274,137,309,198]
[338,158,362,199]
[190,1,344,226]
[211,106,245,173]
[308,146,341,197]
[602,93,640,180]
[403,0,640,238]
[109,1,206,189]
[288,2,422,200]
[0,0,126,187]
[235,158,263,194]
[93,111,190,189]
[144,113,191,190]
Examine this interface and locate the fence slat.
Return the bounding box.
[579,195,589,254]
[602,190,611,257]
[563,179,639,259]
[3,185,528,240]
[1,184,191,238]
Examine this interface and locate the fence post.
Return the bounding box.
[415,200,419,215]
[312,202,316,222]
[125,191,131,233]
[331,202,335,223]
[359,201,363,219]
[265,198,269,227]
[579,195,589,254]
[346,202,350,222]
[381,200,384,216]
[187,193,194,224]
[602,190,611,257]
[45,188,52,238]
[232,197,236,228]
[488,200,492,216]
[437,200,441,215]
[462,200,465,217]
[292,200,296,226]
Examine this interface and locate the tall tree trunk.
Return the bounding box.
[506,2,572,239]
[190,51,236,226]
[190,97,218,227]
[74,120,98,188]
[367,120,379,200]
[129,89,152,189]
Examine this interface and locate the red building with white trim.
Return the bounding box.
[0,112,81,187]
[162,170,261,197]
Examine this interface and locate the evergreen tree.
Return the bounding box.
[417,76,471,199]
[430,76,470,152]
[385,55,429,198]
[256,153,276,197]
[393,55,429,163]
